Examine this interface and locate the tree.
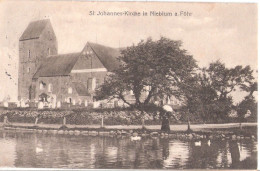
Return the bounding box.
[185,61,255,122]
[237,92,257,124]
[206,61,254,100]
[96,37,197,131]
[237,79,257,123]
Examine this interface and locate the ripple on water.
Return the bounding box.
[0,130,257,169]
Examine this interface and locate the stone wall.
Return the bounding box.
[18,22,57,101]
[35,76,91,106]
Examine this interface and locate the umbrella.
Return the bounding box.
[163,105,173,112]
[162,105,179,121]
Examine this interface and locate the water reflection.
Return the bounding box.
[163,140,189,168]
[0,132,16,167]
[0,130,257,169]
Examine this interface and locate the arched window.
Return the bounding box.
[67,97,72,103]
[48,48,51,55]
[27,67,30,73]
[40,81,45,90]
[92,77,96,90]
[87,77,96,91]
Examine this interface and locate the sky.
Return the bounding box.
[0,0,258,103]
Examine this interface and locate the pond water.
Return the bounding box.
[0,130,257,169]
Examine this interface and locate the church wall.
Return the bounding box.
[18,22,57,101]
[71,44,108,95]
[35,76,91,105]
[18,20,121,108]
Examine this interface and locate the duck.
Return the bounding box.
[130,136,141,141]
[194,141,201,146]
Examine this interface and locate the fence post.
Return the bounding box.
[141,118,145,129]
[101,115,104,128]
[34,116,39,125]
[63,117,66,126]
[187,118,191,131]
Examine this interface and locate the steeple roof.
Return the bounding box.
[19,19,50,41]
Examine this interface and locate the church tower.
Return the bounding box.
[18,19,58,101]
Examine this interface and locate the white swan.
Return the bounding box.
[207,140,211,146]
[36,147,43,153]
[194,141,201,146]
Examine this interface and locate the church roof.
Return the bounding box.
[33,42,122,78]
[33,53,80,78]
[19,19,50,41]
[72,82,90,96]
[88,42,121,71]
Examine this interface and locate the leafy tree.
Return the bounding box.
[206,61,255,121]
[206,61,254,100]
[237,78,257,123]
[238,75,257,121]
[96,37,197,131]
[185,61,255,122]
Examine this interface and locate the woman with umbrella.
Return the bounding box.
[160,105,178,132]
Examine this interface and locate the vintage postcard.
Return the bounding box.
[0,0,258,170]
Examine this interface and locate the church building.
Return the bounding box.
[18,19,120,108]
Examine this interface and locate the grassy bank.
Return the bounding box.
[0,107,255,126]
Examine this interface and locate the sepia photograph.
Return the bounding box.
[0,0,258,170]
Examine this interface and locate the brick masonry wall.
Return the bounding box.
[35,76,91,105]
[18,23,57,101]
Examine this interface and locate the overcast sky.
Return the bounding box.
[0,1,257,102]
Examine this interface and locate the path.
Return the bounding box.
[0,122,257,131]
